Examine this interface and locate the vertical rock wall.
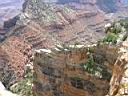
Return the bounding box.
[108,39,128,96]
[33,45,118,96]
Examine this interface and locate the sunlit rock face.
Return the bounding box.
[108,38,128,96]
[33,45,118,96]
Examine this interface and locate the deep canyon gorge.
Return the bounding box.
[0,0,128,96]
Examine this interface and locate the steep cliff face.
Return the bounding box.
[108,38,128,96]
[33,38,128,96]
[33,44,119,96]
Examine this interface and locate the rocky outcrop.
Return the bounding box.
[33,44,118,96]
[108,38,128,96]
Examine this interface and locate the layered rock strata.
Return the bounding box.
[33,45,118,96]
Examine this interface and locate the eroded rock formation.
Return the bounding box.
[33,44,119,96]
[0,0,128,95]
[4,0,108,49]
[0,36,32,88]
[108,38,128,96]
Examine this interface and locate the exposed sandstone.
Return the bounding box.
[0,0,128,95]
[3,0,108,49]
[33,45,118,96]
[108,38,128,96]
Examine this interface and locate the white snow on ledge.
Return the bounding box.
[104,23,112,28]
[35,44,97,53]
[35,49,52,54]
[68,45,85,48]
[54,44,97,51]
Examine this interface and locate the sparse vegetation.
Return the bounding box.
[11,67,33,96]
[103,32,118,44]
[84,48,95,74]
[120,19,128,30]
[83,48,111,80]
[100,20,128,44]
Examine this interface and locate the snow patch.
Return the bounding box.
[105,23,111,28]
[35,49,52,53]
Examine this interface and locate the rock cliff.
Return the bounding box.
[0,0,128,95]
[4,0,108,49]
[108,38,128,96]
[33,44,119,96]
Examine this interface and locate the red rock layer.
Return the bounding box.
[0,36,32,87]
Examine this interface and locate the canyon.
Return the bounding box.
[0,0,128,96]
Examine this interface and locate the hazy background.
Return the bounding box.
[0,0,128,22]
[0,0,24,24]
